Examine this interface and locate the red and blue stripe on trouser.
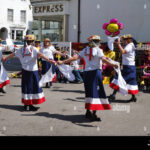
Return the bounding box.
[21,69,46,105]
[83,69,111,110]
[110,65,139,95]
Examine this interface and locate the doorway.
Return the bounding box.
[0,27,8,40]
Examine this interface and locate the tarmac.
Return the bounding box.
[0,76,150,136]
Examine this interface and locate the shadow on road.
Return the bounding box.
[0,104,23,112]
[109,99,132,103]
[63,97,84,103]
[76,97,85,99]
[22,112,97,127]
[52,89,84,94]
[11,85,22,88]
[52,86,63,89]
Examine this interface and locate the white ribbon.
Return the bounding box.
[107,36,119,51]
[109,58,128,96]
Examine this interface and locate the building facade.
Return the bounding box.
[31,0,71,42]
[31,0,150,43]
[0,0,33,41]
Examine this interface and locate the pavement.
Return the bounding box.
[0,76,150,136]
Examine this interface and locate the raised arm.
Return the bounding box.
[102,56,118,68]
[55,50,66,57]
[57,54,80,65]
[3,52,15,62]
[115,38,127,54]
[38,52,55,64]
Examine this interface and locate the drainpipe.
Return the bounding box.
[77,0,81,43]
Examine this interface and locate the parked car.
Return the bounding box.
[2,40,6,45]
[14,41,24,51]
[1,40,14,55]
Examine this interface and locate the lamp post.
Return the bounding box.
[77,0,81,43]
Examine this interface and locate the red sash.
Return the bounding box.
[89,47,92,61]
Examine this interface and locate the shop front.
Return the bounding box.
[10,28,24,41]
[31,1,69,42]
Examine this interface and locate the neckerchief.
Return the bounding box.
[22,46,33,57]
[89,47,92,61]
[85,46,98,61]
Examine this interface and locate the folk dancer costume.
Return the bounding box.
[109,34,139,102]
[40,38,56,88]
[0,45,10,93]
[58,35,118,121]
[40,38,66,87]
[4,35,53,111]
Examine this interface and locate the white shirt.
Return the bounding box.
[0,46,5,64]
[122,42,136,66]
[15,45,39,71]
[72,53,80,70]
[72,59,80,70]
[40,45,56,61]
[0,48,3,64]
[79,46,104,71]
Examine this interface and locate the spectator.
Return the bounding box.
[102,44,116,83]
[141,50,150,66]
[35,40,42,77]
[71,50,83,83]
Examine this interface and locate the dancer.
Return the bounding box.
[109,34,139,102]
[3,35,55,111]
[58,35,118,121]
[0,38,10,93]
[40,38,65,88]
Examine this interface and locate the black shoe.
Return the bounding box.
[24,105,30,111]
[45,83,50,88]
[85,110,95,121]
[24,105,39,111]
[1,87,6,93]
[85,110,101,121]
[29,105,39,111]
[85,110,92,118]
[129,97,137,102]
[107,94,116,101]
[93,113,101,121]
[76,81,83,84]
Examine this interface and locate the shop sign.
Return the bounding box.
[33,4,65,15]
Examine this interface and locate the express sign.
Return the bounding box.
[34,4,64,14]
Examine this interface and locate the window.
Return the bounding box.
[7,9,13,22]
[54,22,59,29]
[16,30,23,40]
[11,30,15,40]
[20,10,26,23]
[32,20,39,30]
[45,21,50,29]
[50,21,59,29]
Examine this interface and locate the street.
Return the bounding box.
[0,76,150,136]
